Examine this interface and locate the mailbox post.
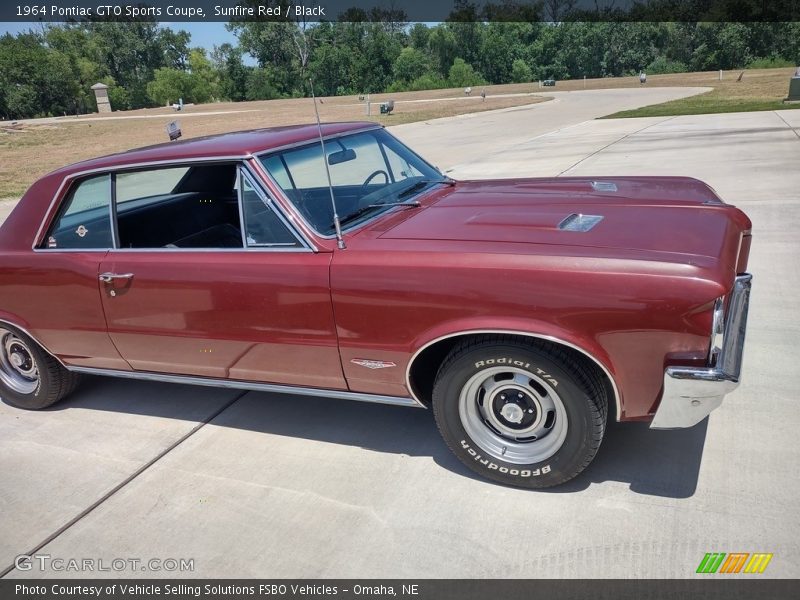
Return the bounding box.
[91,82,112,113]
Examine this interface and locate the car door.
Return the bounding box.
[24,173,129,370]
[97,163,345,390]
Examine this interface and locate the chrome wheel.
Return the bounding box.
[458,366,567,464]
[0,328,39,395]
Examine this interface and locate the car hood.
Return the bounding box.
[378,177,750,261]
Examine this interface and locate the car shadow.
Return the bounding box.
[48,375,707,499]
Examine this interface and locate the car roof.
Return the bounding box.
[51,121,380,178]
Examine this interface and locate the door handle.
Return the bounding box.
[99,272,134,284]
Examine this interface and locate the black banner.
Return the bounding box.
[3,580,800,600]
[1,0,799,23]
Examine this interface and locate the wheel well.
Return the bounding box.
[407,332,618,421]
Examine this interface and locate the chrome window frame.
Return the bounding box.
[33,155,317,254]
[254,125,446,240]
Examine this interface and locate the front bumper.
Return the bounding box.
[650,273,752,429]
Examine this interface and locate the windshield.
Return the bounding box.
[259,128,446,236]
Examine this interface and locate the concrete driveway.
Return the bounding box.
[2,88,798,579]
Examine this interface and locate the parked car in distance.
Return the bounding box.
[0,122,753,488]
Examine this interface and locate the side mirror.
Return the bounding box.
[328,148,356,165]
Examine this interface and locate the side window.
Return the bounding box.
[43,174,112,249]
[113,163,243,249]
[240,172,302,248]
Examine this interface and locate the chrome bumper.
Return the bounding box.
[650,273,752,429]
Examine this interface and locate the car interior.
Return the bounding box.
[45,163,301,250]
[116,164,243,249]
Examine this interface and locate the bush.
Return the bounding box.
[407,74,448,91]
[646,57,688,75]
[746,56,797,69]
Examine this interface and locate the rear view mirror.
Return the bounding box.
[328,148,356,165]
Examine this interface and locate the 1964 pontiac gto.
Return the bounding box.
[0,122,752,488]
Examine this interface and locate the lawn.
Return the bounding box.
[602,67,799,118]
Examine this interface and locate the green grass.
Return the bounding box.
[605,92,800,118]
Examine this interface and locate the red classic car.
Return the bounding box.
[0,122,752,488]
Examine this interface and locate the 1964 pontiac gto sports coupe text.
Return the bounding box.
[0,122,752,488]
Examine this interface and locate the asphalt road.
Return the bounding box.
[1,87,798,579]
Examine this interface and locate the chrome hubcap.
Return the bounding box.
[459,366,568,464]
[0,328,39,394]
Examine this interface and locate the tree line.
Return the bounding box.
[1,19,798,120]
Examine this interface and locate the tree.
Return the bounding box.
[211,43,249,102]
[5,84,38,119]
[511,59,533,83]
[147,68,194,105]
[245,68,281,101]
[393,47,430,85]
[448,58,484,88]
[187,48,218,103]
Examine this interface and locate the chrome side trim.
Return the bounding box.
[67,366,424,409]
[405,329,622,421]
[651,273,752,429]
[0,319,68,369]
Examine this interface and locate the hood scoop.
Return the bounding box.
[558,213,604,232]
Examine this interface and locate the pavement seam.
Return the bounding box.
[774,111,800,140]
[556,115,677,176]
[0,389,249,578]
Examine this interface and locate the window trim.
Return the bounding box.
[33,156,317,254]
[254,128,445,240]
[238,166,307,250]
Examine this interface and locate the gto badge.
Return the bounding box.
[75,225,88,238]
[351,359,397,370]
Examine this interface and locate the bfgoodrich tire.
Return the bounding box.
[432,335,607,488]
[0,324,81,410]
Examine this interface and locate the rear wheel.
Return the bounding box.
[0,325,81,410]
[432,336,607,488]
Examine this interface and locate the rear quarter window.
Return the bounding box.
[43,174,112,249]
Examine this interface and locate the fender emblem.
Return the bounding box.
[351,359,397,370]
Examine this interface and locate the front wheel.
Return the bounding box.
[432,336,607,488]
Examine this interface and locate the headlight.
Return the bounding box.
[709,297,725,365]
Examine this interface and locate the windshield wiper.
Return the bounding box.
[397,179,433,199]
[333,199,422,230]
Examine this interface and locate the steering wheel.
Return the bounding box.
[361,170,390,193]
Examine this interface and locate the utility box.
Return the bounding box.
[786,68,800,103]
[91,83,112,113]
[380,100,394,115]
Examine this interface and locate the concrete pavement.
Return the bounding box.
[1,90,798,579]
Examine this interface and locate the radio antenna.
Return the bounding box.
[309,79,345,250]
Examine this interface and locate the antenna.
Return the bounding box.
[309,79,346,250]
